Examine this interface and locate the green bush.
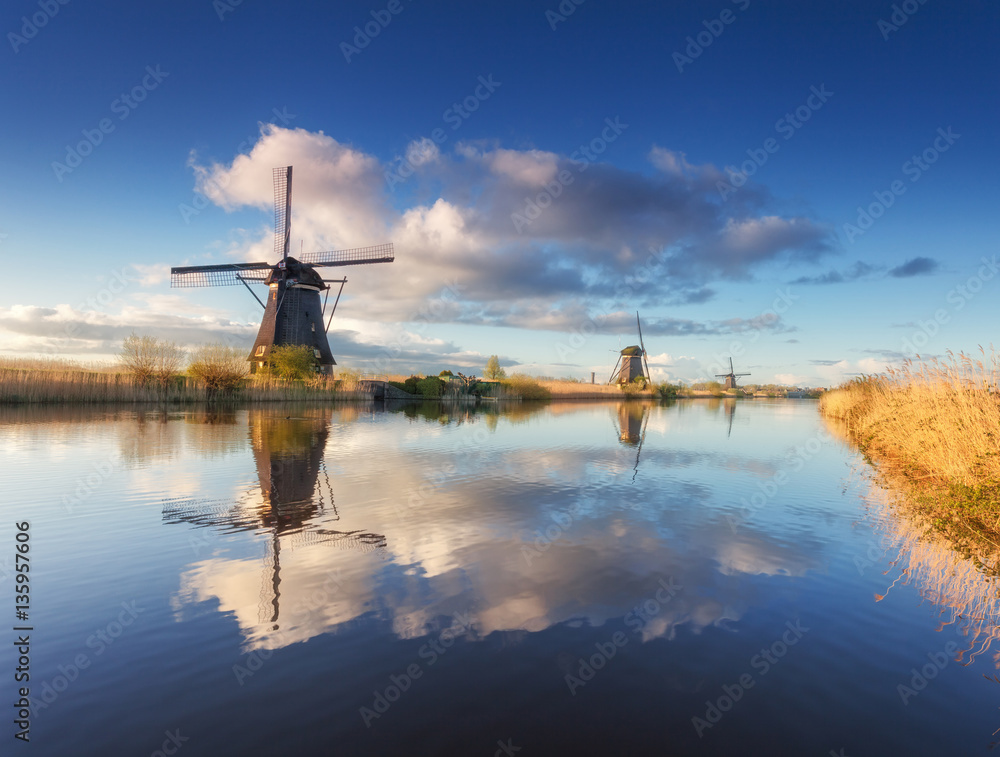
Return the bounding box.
[657,382,680,399]
[269,345,317,380]
[416,376,445,397]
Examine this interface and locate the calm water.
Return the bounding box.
[2,399,998,755]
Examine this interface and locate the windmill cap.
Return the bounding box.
[620,345,643,356]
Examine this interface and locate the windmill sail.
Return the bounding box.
[170,262,273,287]
[301,244,395,267]
[274,166,292,262]
[170,165,396,374]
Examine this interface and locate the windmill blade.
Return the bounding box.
[274,166,292,262]
[170,262,274,288]
[636,311,651,381]
[729,357,735,374]
[302,243,394,267]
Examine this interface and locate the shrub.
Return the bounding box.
[269,344,317,380]
[416,375,445,397]
[187,344,248,394]
[657,382,680,399]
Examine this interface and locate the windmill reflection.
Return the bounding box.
[724,399,736,438]
[615,403,650,482]
[163,409,386,630]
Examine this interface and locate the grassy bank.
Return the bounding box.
[0,359,369,403]
[820,351,1000,551]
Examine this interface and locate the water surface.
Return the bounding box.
[2,399,997,755]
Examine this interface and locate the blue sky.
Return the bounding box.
[2,0,996,385]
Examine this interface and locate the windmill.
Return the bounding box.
[609,312,652,385]
[171,166,395,374]
[716,357,750,391]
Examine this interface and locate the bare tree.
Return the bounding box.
[119,333,184,387]
[187,344,249,394]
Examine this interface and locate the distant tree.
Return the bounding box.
[439,369,454,377]
[119,332,184,387]
[187,344,248,394]
[485,355,506,380]
[269,345,316,380]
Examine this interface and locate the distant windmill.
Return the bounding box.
[716,357,750,391]
[609,312,652,384]
[171,166,395,373]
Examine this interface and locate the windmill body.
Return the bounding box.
[171,166,394,374]
[609,313,653,385]
[249,257,335,370]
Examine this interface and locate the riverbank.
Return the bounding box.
[820,352,1000,557]
[0,364,371,403]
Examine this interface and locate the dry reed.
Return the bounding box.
[0,356,372,404]
[820,349,1000,487]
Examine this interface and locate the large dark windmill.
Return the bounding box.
[609,312,652,385]
[171,166,395,374]
[716,357,750,391]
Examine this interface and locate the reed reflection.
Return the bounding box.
[867,486,1000,668]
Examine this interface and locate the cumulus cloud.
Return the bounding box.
[181,125,833,329]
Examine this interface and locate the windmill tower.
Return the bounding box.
[171,166,395,374]
[609,312,652,384]
[716,357,750,390]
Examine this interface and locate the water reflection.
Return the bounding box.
[867,484,1000,667]
[162,401,828,652]
[164,409,386,640]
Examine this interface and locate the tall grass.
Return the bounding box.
[820,350,1000,487]
[0,357,371,404]
[821,349,1000,548]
